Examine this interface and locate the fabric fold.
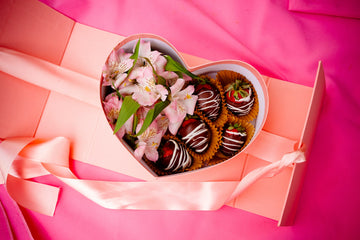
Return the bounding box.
[288,0,360,19]
[0,185,35,240]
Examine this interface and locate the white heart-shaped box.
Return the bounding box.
[100,33,269,177]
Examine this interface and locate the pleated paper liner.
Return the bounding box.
[192,75,229,128]
[211,119,255,165]
[216,70,259,123]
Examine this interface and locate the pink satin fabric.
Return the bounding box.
[289,0,360,19]
[2,0,360,239]
[0,186,34,240]
[0,136,304,215]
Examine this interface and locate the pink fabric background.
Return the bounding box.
[2,0,360,239]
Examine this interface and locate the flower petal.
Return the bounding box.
[114,73,128,88]
[103,94,122,123]
[156,85,169,101]
[134,142,146,160]
[168,120,183,135]
[170,78,185,94]
[162,101,179,123]
[118,84,139,96]
[145,147,159,161]
[138,40,151,59]
[115,127,126,139]
[128,66,146,80]
[154,55,167,73]
[159,71,179,83]
[156,115,169,134]
[132,89,159,106]
[183,94,198,115]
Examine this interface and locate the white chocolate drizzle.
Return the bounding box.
[165,140,192,171]
[222,130,246,153]
[181,123,209,153]
[197,89,221,120]
[226,88,254,116]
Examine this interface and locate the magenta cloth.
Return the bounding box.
[289,0,360,19]
[3,0,360,239]
[0,186,33,240]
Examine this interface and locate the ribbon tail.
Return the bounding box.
[43,167,238,211]
[226,150,305,203]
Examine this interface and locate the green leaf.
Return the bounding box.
[114,96,140,134]
[157,75,167,86]
[111,82,122,99]
[242,84,251,89]
[164,55,200,80]
[225,84,233,92]
[175,72,183,79]
[239,89,248,98]
[130,39,141,60]
[234,91,239,100]
[128,39,141,74]
[134,99,170,136]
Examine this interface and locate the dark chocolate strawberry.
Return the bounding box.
[157,140,192,172]
[178,116,211,153]
[194,83,221,121]
[225,79,254,116]
[220,123,247,156]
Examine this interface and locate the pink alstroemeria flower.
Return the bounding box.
[103,93,133,139]
[137,40,167,74]
[102,48,134,88]
[156,114,170,135]
[163,78,198,134]
[119,66,168,106]
[134,118,166,162]
[159,71,179,86]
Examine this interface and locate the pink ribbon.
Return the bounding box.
[0,137,305,216]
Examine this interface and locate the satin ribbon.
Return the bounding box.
[0,137,305,216]
[0,47,99,108]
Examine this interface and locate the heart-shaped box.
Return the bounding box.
[100,33,269,177]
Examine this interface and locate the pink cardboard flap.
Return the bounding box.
[279,61,326,226]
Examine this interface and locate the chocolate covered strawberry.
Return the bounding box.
[194,83,221,120]
[220,123,247,156]
[225,79,254,116]
[157,140,192,172]
[178,116,211,153]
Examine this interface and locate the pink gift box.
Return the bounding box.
[0,0,325,226]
